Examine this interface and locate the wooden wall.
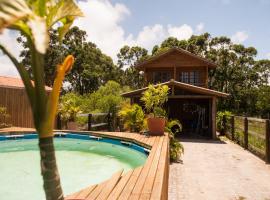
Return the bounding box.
[0,87,34,128]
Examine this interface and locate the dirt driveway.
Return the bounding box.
[169,138,270,200]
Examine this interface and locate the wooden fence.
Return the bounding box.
[57,112,113,131]
[223,115,270,163]
[0,87,34,128]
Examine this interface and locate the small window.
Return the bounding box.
[180,71,200,85]
[153,71,171,83]
[181,72,189,83]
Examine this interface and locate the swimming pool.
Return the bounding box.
[0,133,148,200]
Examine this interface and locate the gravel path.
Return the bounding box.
[169,138,270,200]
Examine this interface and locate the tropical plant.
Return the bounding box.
[0,106,10,128]
[165,119,184,162]
[58,93,82,123]
[118,103,145,132]
[141,84,169,117]
[0,0,83,199]
[217,111,233,133]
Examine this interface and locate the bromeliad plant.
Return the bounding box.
[0,0,83,199]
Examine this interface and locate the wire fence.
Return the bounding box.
[223,115,270,163]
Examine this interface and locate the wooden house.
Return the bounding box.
[0,76,52,128]
[122,48,229,138]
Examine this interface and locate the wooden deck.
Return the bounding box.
[65,131,170,200]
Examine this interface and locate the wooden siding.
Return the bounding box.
[0,87,34,128]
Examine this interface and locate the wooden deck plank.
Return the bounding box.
[117,166,143,200]
[107,170,134,200]
[139,137,166,200]
[129,137,164,200]
[85,181,107,200]
[96,169,124,200]
[75,184,97,199]
[150,136,169,200]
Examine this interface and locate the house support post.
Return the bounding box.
[212,97,217,139]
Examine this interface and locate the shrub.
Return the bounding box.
[165,119,184,162]
[0,106,10,128]
[118,103,145,132]
[217,111,233,133]
[58,93,82,123]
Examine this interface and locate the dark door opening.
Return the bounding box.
[167,98,211,138]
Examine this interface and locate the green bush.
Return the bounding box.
[118,103,145,132]
[141,84,169,117]
[165,119,184,162]
[58,93,82,123]
[0,106,10,128]
[217,111,233,133]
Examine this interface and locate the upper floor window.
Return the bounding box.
[180,71,200,85]
[153,71,172,83]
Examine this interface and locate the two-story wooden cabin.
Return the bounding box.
[122,48,229,139]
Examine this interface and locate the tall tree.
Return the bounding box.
[117,45,149,89]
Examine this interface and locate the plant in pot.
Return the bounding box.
[141,84,169,135]
[58,93,82,130]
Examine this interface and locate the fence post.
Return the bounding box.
[88,114,92,131]
[244,117,248,149]
[222,115,226,136]
[56,114,61,130]
[231,116,235,141]
[266,119,270,163]
[107,113,112,132]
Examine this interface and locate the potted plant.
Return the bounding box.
[141,84,169,135]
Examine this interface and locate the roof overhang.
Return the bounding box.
[135,47,217,70]
[122,79,229,98]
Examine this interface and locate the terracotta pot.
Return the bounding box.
[67,121,77,130]
[147,117,166,136]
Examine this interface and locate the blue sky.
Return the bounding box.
[0,0,269,77]
[111,0,270,59]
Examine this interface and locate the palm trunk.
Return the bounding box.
[39,136,64,200]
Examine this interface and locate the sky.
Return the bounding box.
[0,0,270,77]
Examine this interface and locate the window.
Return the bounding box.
[181,72,189,83]
[153,71,171,83]
[180,71,200,85]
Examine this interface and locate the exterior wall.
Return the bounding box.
[142,50,210,87]
[0,87,35,128]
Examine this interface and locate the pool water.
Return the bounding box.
[0,138,147,200]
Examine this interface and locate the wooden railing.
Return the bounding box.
[57,112,113,131]
[222,115,270,163]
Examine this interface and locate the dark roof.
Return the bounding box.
[122,79,229,98]
[0,76,52,91]
[135,47,217,70]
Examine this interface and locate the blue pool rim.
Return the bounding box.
[0,132,150,156]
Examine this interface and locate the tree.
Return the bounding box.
[256,86,270,118]
[18,29,66,87]
[18,26,123,94]
[63,27,122,94]
[117,45,149,89]
[0,1,83,199]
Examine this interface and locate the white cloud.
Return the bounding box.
[196,23,204,33]
[0,0,200,77]
[266,52,270,59]
[75,0,132,60]
[168,24,193,40]
[0,29,21,77]
[231,31,249,43]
